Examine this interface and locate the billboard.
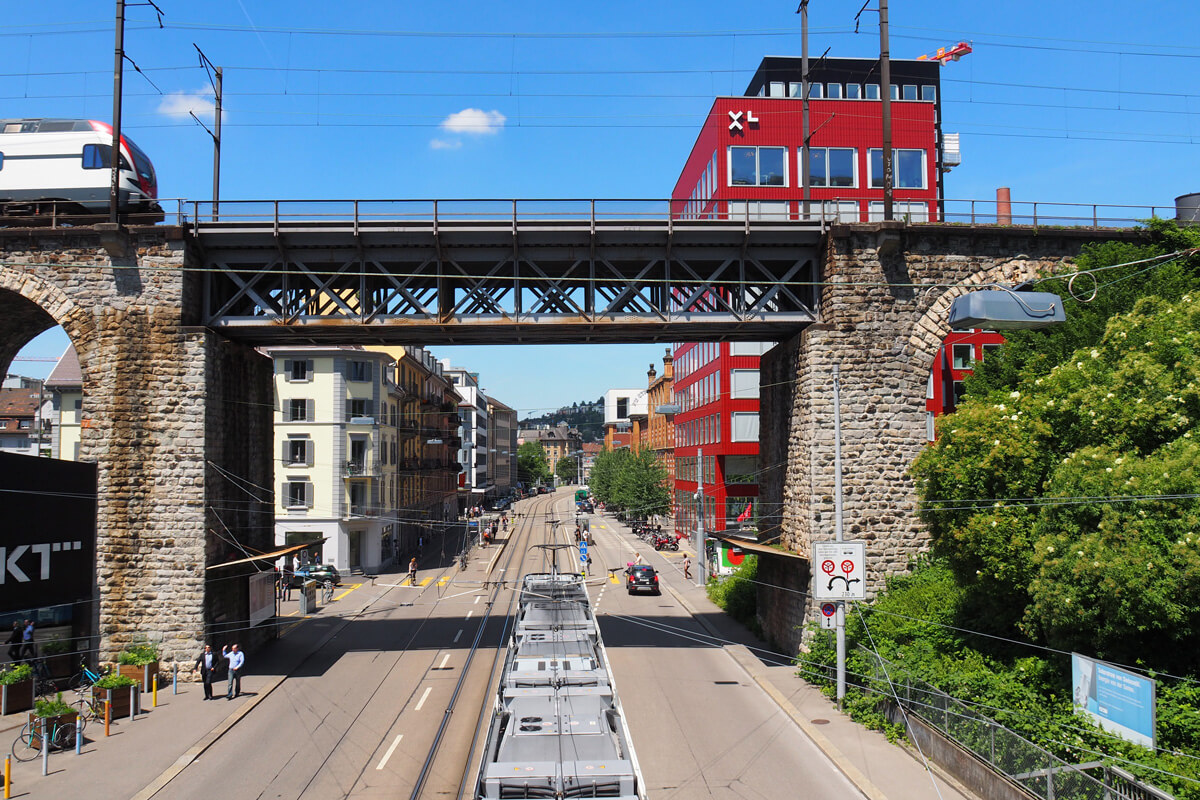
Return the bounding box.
[0,453,97,613]
[248,572,275,628]
[1072,653,1156,749]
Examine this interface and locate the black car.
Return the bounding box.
[291,564,342,587]
[626,565,660,595]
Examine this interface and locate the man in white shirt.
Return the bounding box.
[222,644,245,700]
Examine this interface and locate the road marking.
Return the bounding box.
[466,610,473,619]
[438,653,451,669]
[609,572,618,584]
[376,734,403,770]
[438,577,449,586]
[453,629,463,643]
[474,595,480,605]
[415,686,432,711]
[332,583,361,602]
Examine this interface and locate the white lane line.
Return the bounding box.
[439,653,451,669]
[453,629,463,643]
[466,610,473,619]
[474,595,480,605]
[415,686,432,711]
[376,734,404,770]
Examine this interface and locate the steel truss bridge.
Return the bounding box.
[192,200,823,345]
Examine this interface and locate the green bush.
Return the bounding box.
[117,641,158,667]
[34,692,74,718]
[0,663,33,685]
[93,673,136,690]
[706,555,761,636]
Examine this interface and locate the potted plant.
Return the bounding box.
[92,673,137,718]
[116,640,159,692]
[0,663,34,715]
[41,637,74,678]
[27,692,78,749]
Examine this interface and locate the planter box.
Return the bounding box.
[26,711,78,749]
[93,685,138,718]
[1,680,34,715]
[118,663,159,693]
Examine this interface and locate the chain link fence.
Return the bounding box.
[857,647,1174,800]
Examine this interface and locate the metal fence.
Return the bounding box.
[857,647,1175,800]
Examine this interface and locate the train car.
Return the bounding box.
[476,564,645,799]
[0,118,160,219]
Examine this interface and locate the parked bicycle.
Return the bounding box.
[12,715,76,761]
[67,660,106,692]
[31,659,57,698]
[321,579,334,604]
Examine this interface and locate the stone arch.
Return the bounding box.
[0,266,98,387]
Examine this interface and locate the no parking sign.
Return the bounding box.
[820,602,837,630]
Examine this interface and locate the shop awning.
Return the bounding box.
[205,540,326,571]
[710,534,808,562]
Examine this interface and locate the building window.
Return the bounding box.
[616,397,629,419]
[74,398,82,411]
[807,83,822,99]
[865,83,880,100]
[808,147,856,188]
[845,83,862,99]
[902,84,918,100]
[819,200,859,223]
[826,83,842,99]
[285,437,311,466]
[286,359,312,382]
[347,398,372,421]
[952,344,974,370]
[347,360,371,382]
[868,148,926,190]
[921,85,937,102]
[18,420,30,429]
[982,343,1001,361]
[952,381,967,406]
[285,481,312,509]
[730,369,759,399]
[731,412,759,442]
[927,411,936,442]
[769,81,786,97]
[867,201,928,222]
[288,399,312,422]
[729,146,787,187]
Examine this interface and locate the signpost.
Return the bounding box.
[820,602,837,630]
[812,542,867,601]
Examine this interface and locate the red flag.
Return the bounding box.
[736,502,752,522]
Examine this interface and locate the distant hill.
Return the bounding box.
[520,398,603,442]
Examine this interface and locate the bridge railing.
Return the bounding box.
[158,198,1174,230]
[856,647,1175,800]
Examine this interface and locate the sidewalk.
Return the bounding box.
[596,511,982,800]
[0,570,393,800]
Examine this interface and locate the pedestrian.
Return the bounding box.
[20,619,35,659]
[281,567,293,601]
[221,643,244,699]
[634,552,643,566]
[193,643,221,700]
[6,622,21,663]
[408,557,418,585]
[683,556,692,580]
[585,554,593,576]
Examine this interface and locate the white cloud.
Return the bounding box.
[430,138,463,150]
[158,90,217,122]
[440,108,506,135]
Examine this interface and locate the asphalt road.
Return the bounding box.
[158,489,863,799]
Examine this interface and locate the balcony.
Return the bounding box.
[348,503,383,518]
[343,460,378,478]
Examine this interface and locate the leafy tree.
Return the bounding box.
[588,447,629,507]
[913,284,1200,669]
[555,454,578,483]
[517,441,550,486]
[612,448,671,518]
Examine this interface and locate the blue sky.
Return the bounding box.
[8,1,1199,418]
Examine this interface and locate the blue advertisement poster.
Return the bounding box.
[1071,653,1156,749]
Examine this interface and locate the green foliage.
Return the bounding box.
[117,640,159,667]
[706,556,761,636]
[519,399,604,443]
[41,637,71,656]
[0,662,33,685]
[588,448,669,517]
[93,672,136,690]
[554,454,578,482]
[517,441,551,486]
[34,692,75,718]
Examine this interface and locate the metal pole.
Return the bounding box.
[695,447,705,587]
[879,0,893,221]
[833,365,846,705]
[109,0,126,224]
[212,66,222,220]
[799,1,811,220]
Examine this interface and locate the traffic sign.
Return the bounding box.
[579,541,588,555]
[812,541,866,601]
[820,601,837,630]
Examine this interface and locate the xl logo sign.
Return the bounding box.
[0,542,85,584]
[728,110,759,132]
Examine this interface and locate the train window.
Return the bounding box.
[0,153,4,171]
[81,144,130,171]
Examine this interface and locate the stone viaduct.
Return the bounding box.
[0,220,1144,668]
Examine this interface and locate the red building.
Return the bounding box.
[926,329,1005,440]
[670,56,983,566]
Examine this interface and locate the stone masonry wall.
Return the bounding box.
[758,222,1147,655]
[0,226,273,672]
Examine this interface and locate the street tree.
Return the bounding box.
[517,441,551,486]
[555,454,578,484]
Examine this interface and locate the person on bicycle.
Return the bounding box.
[408,557,418,586]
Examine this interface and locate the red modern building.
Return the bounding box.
[926,329,1006,440]
[670,55,984,568]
